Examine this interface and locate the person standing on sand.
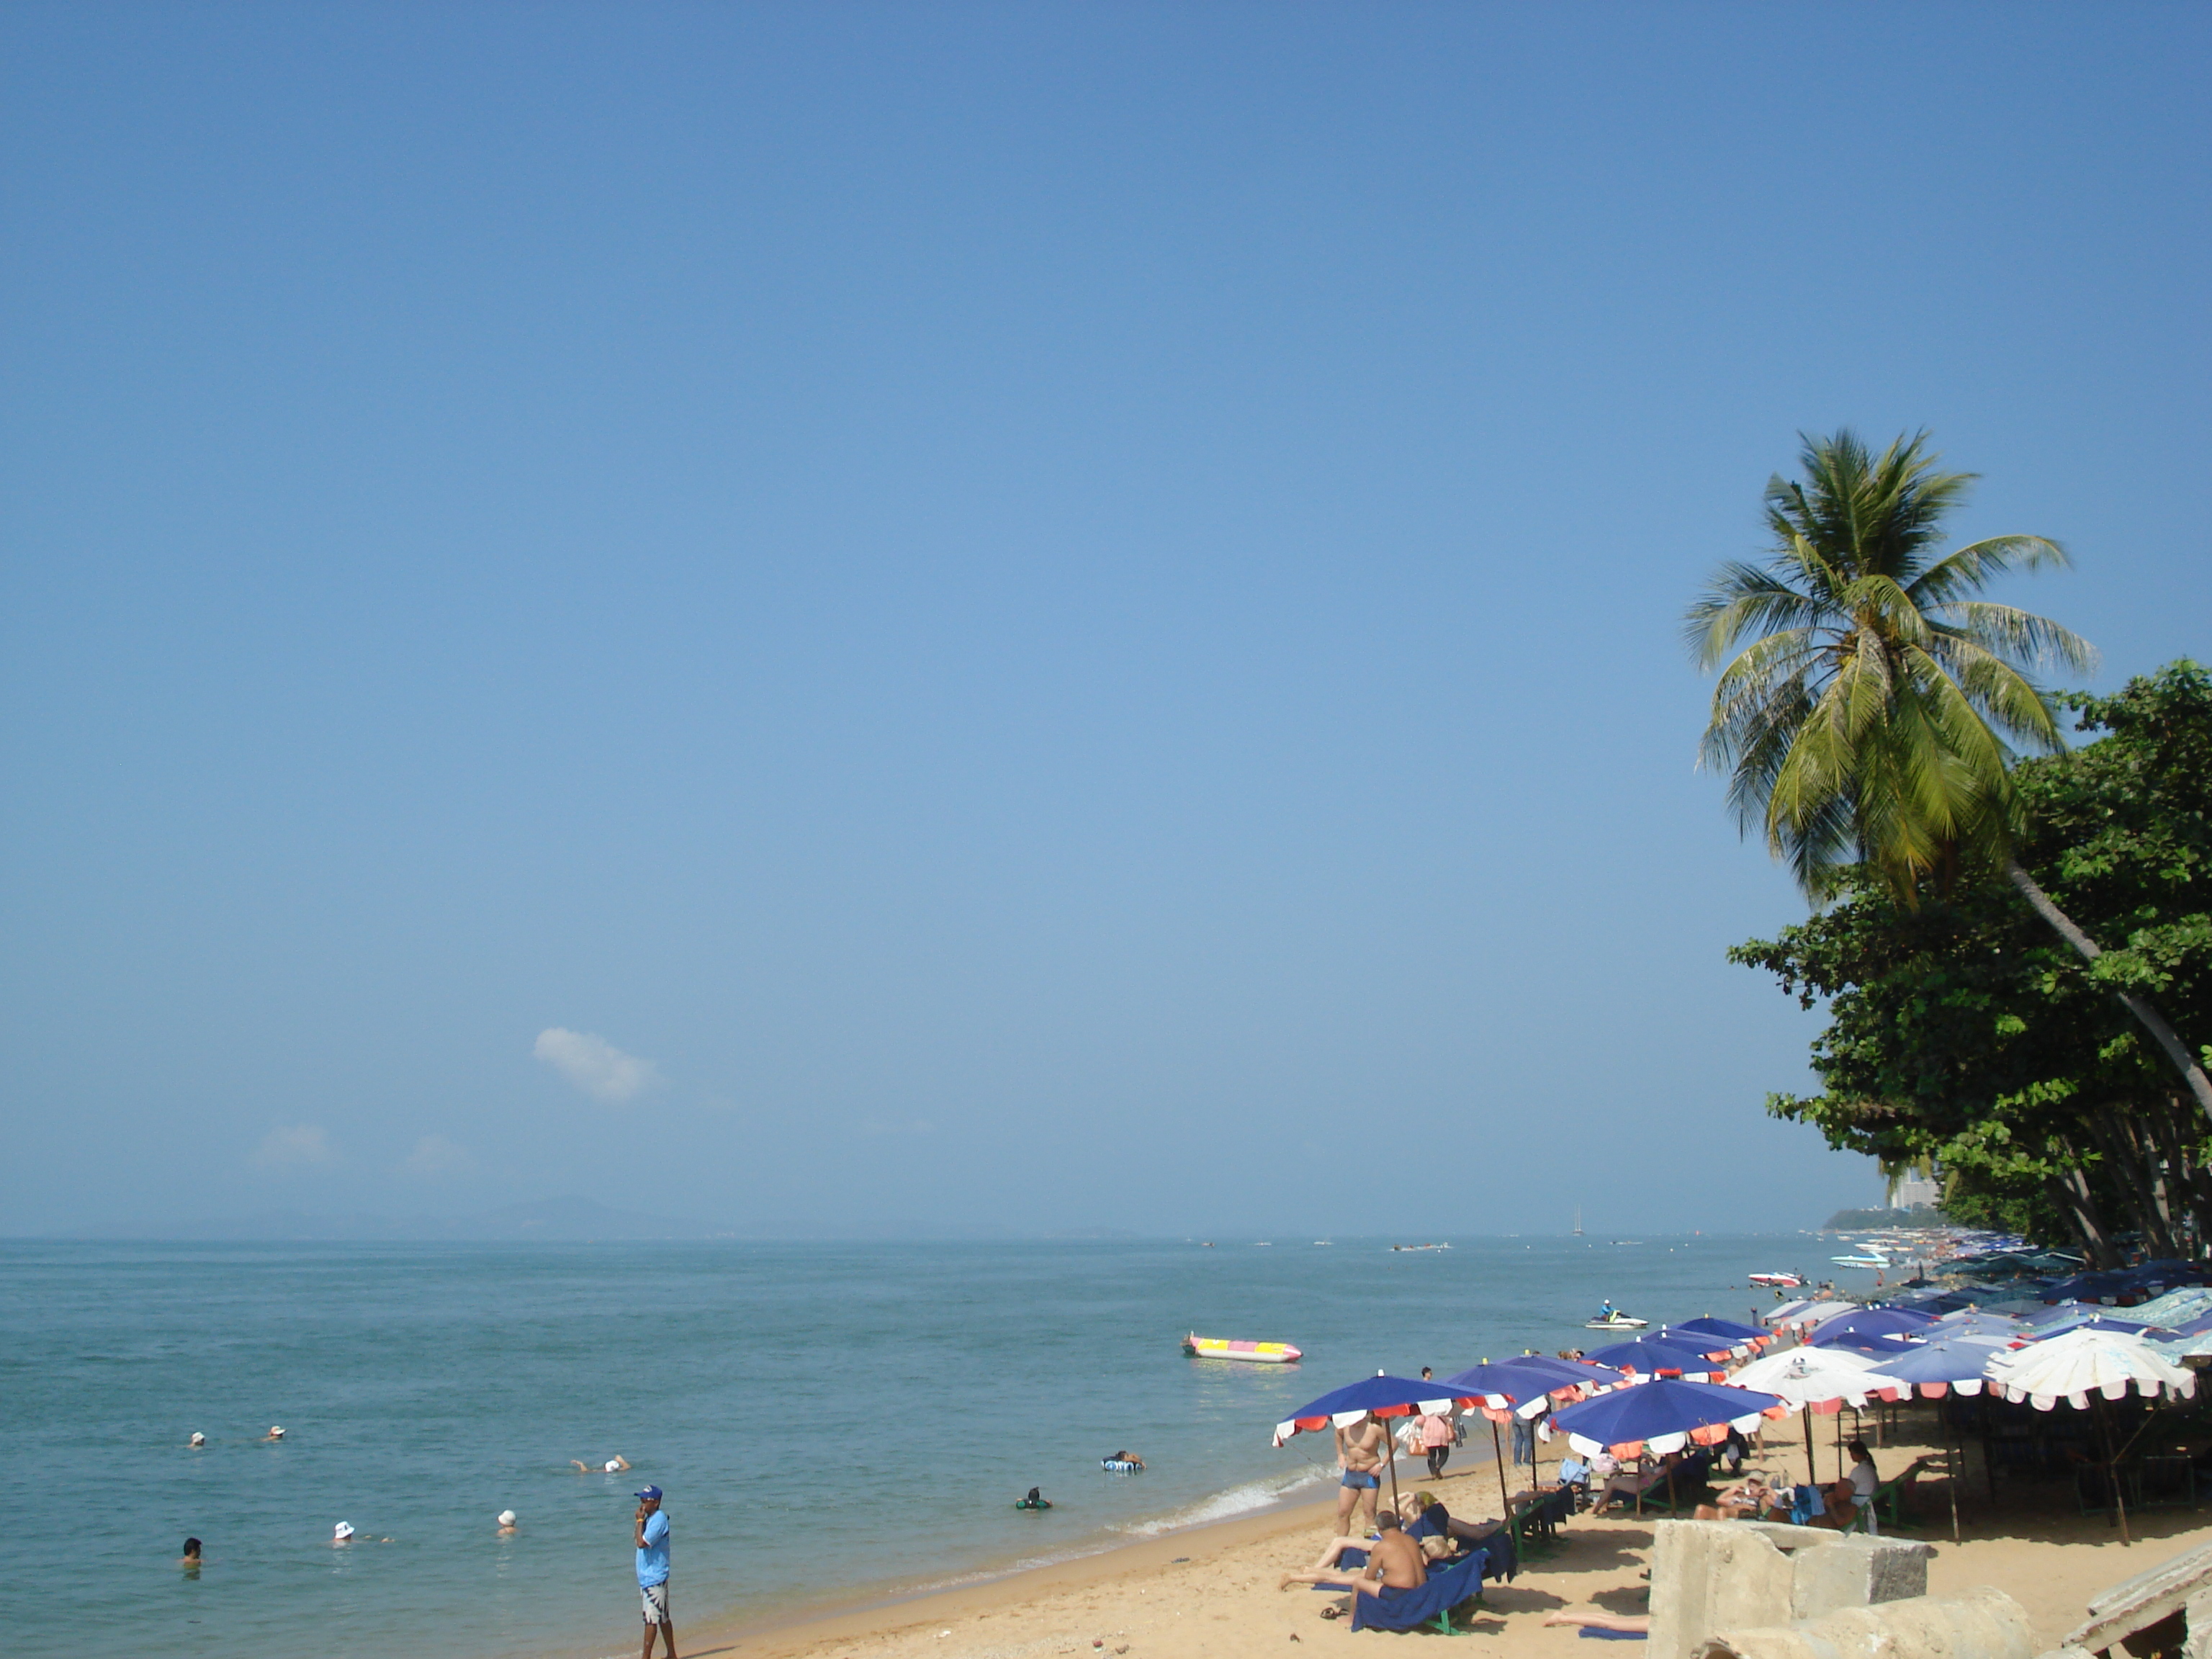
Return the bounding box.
[1417,1409,1453,1479]
[634,1485,675,1659]
[1334,1414,1386,1533]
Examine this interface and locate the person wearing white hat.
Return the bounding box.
[189,1432,205,1447]
[497,1511,518,1534]
[572,1455,630,1473]
[332,1523,355,1544]
[259,1426,286,1442]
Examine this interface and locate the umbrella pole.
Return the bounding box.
[1948,1419,1963,1546]
[2097,1399,2131,1546]
[1804,1410,1817,1487]
[1490,1419,1511,1521]
[1385,1417,1402,1524]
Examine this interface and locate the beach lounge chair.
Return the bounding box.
[1348,1552,1488,1635]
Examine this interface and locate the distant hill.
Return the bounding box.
[1822,1205,1950,1231]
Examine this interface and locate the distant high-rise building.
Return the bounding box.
[1887,1166,1941,1210]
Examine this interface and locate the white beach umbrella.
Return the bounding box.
[1725,1346,1904,1484]
[1728,1345,1903,1411]
[1984,1327,2197,1412]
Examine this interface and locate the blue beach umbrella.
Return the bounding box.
[1869,1337,2005,1398]
[1804,1307,1938,1346]
[1552,1377,1785,1512]
[1668,1316,1771,1351]
[1582,1336,1730,1378]
[1438,1357,1631,1508]
[1439,1357,1627,1408]
[1272,1372,1473,1520]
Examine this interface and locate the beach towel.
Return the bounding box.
[1348,1553,1485,1633]
[1578,1628,1647,1640]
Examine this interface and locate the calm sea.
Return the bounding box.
[0,1233,1833,1658]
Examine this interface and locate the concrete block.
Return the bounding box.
[1696,1584,2033,1659]
[1789,1535,1935,1622]
[1650,1523,1799,1659]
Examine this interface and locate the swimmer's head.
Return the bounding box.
[269,1426,285,1439]
[605,1459,621,1473]
[182,1537,202,1559]
[189,1432,205,1447]
[333,1523,355,1542]
[498,1511,517,1528]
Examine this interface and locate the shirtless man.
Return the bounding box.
[1279,1511,1427,1598]
[1333,1414,1388,1533]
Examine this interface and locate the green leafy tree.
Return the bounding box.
[1688,432,2212,1117]
[1733,665,2212,1260]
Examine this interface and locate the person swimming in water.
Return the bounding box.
[1107,1449,1145,1468]
[572,1455,632,1473]
[1015,1486,1051,1509]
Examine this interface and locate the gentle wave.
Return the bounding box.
[1105,1464,1334,1537]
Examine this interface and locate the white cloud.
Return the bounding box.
[533,1027,661,1104]
[403,1133,472,1177]
[252,1125,334,1169]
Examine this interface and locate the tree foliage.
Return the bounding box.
[1687,429,2095,901]
[1732,663,2212,1259]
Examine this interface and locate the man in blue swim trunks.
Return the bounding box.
[1333,1414,1386,1532]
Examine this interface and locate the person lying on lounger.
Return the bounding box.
[1279,1511,1428,1597]
[1693,1475,1776,1521]
[1590,1451,1683,1514]
[1545,1609,1649,1633]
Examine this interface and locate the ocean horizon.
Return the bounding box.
[5,1233,1844,1658]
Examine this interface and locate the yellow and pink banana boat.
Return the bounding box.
[1182,1332,1302,1364]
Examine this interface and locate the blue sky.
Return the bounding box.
[2,4,2206,1236]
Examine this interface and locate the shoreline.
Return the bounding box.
[660,1446,1514,1659]
[625,1430,2212,1659]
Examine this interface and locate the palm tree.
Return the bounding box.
[1688,428,2212,1118]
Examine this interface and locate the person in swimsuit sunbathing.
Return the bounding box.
[1333,1415,1387,1533]
[1590,1450,1681,1515]
[1694,1475,1775,1521]
[1279,1511,1428,1597]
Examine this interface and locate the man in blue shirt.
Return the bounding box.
[634,1485,675,1659]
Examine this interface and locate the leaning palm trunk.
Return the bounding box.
[2005,860,2212,1122]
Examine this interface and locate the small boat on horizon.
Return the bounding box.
[1183,1334,1303,1364]
[1390,1242,1451,1251]
[1749,1271,1805,1288]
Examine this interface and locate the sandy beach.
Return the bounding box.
[667,1434,2212,1659]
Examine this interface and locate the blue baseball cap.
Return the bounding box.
[635,1485,663,1501]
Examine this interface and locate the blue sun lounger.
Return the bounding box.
[1349,1552,1488,1635]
